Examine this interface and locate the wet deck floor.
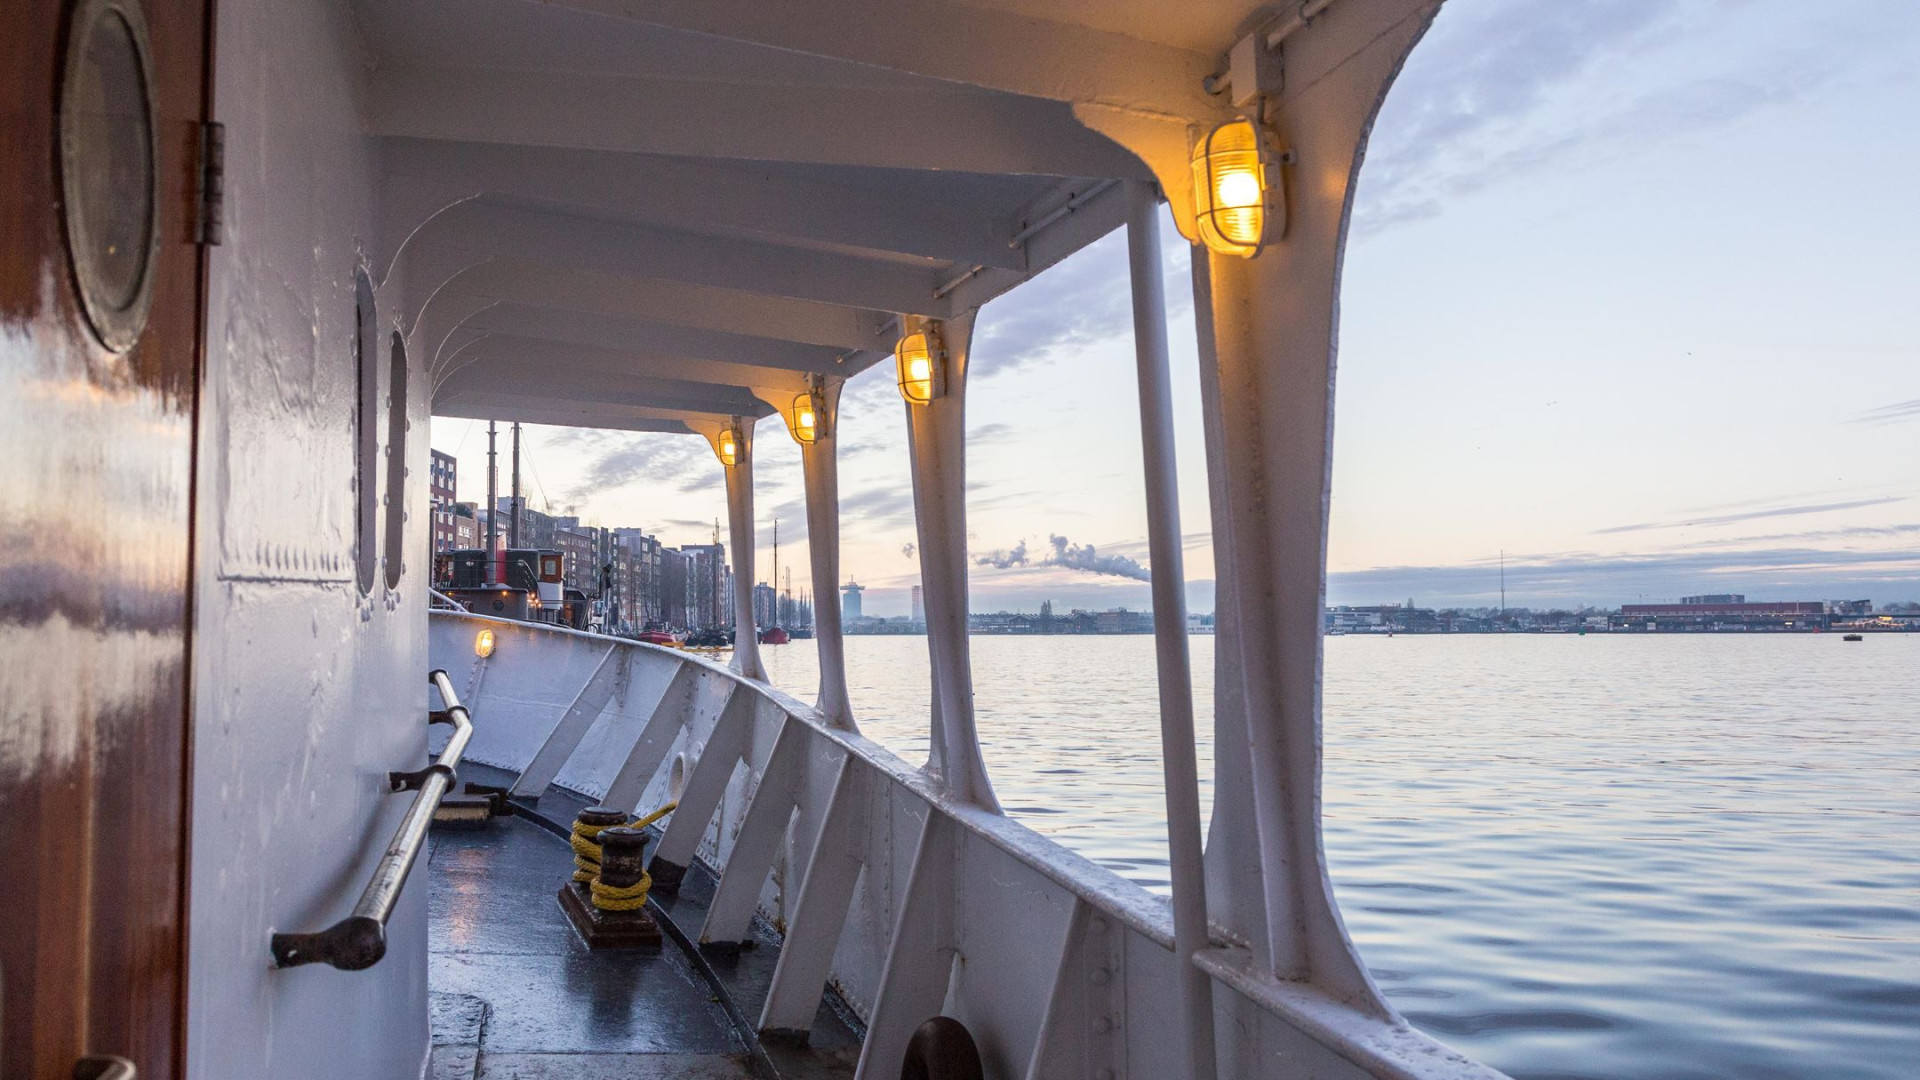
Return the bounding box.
[426,816,754,1079]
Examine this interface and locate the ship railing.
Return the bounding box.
[267,669,474,970]
[429,611,1504,1080]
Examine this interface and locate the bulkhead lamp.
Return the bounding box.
[1191,116,1283,257]
[474,627,496,658]
[717,426,742,467]
[789,388,824,445]
[895,331,945,405]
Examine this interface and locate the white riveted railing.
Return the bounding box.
[428,612,1506,1080]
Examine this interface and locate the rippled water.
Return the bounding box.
[758,632,1920,1080]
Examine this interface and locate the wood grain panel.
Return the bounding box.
[0,1,208,1077]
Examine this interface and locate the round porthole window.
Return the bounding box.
[60,0,160,353]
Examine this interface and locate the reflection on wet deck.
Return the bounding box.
[427,816,752,1079]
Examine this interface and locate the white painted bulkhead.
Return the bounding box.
[187,1,433,1076]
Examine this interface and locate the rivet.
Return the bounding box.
[1089,916,1108,934]
[1090,967,1111,985]
[1092,1016,1114,1033]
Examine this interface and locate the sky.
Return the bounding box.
[430,0,1920,617]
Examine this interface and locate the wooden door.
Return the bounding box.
[0,0,209,1076]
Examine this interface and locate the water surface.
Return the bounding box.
[758,633,1919,1080]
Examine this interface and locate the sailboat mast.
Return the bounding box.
[509,422,521,548]
[485,421,498,583]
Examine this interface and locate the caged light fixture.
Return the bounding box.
[894,328,946,405]
[1191,115,1284,257]
[716,424,742,467]
[474,627,496,658]
[788,385,825,445]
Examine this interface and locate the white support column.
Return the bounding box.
[1124,181,1216,1080]
[903,314,998,811]
[1189,0,1437,1011]
[725,419,766,680]
[802,381,855,730]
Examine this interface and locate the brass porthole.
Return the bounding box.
[59,0,161,353]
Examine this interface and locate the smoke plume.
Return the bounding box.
[974,535,1149,581]
[974,539,1028,570]
[1042,534,1149,581]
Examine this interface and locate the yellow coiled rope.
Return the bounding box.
[570,801,678,911]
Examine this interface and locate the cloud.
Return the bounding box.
[1355,0,1844,231]
[1594,496,1908,534]
[659,517,715,532]
[1852,399,1920,426]
[968,219,1191,380]
[837,486,917,530]
[563,432,720,501]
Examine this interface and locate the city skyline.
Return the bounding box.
[429,0,1919,615]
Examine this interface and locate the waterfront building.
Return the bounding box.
[680,543,729,629]
[659,548,691,628]
[554,527,596,596]
[429,449,458,553]
[842,578,864,622]
[451,505,479,550]
[1614,600,1830,632]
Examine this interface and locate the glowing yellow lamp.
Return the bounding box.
[718,427,741,467]
[474,627,496,658]
[789,389,823,445]
[1191,117,1278,257]
[895,331,945,405]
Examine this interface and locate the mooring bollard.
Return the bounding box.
[594,827,648,908]
[558,809,662,948]
[570,805,628,883]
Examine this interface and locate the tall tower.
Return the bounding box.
[841,577,864,622]
[910,584,924,625]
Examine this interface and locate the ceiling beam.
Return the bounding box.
[377,138,1046,273]
[436,368,773,418]
[371,63,1150,179]
[445,307,859,375]
[436,390,753,429]
[439,338,834,397]
[409,259,895,378]
[391,200,953,323]
[538,0,1220,124]
[431,398,699,435]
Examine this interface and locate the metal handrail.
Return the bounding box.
[270,670,474,970]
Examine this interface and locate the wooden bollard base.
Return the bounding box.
[558,881,662,949]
